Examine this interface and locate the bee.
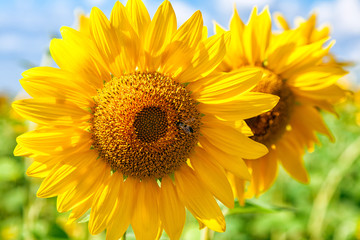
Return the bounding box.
[176,118,195,134]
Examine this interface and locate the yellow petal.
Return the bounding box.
[90,7,123,77]
[132,179,161,240]
[50,37,109,89]
[213,21,226,35]
[59,26,110,80]
[175,165,225,232]
[199,92,279,121]
[274,12,290,30]
[229,8,245,57]
[145,0,176,58]
[288,66,348,90]
[198,135,251,180]
[37,150,100,198]
[67,196,93,224]
[188,68,262,101]
[267,42,296,72]
[190,147,234,208]
[292,84,346,102]
[177,32,229,83]
[57,159,108,213]
[279,38,333,78]
[242,7,271,65]
[16,127,91,156]
[245,150,278,198]
[227,172,246,205]
[291,105,334,142]
[277,140,309,183]
[201,116,268,159]
[160,11,203,76]
[159,176,185,240]
[13,144,32,157]
[126,0,151,37]
[12,98,90,126]
[172,10,203,49]
[110,1,139,72]
[26,158,57,178]
[89,172,123,235]
[106,177,137,240]
[20,67,94,108]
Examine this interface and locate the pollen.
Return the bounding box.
[91,72,201,179]
[245,70,295,147]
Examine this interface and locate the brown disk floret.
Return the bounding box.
[245,71,295,147]
[91,72,201,179]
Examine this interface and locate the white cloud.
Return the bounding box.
[314,0,360,35]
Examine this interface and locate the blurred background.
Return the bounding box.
[1,0,360,239]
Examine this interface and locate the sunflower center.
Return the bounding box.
[133,107,167,143]
[245,69,295,147]
[91,72,200,179]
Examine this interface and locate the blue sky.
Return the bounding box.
[1,0,360,95]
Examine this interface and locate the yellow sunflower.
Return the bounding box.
[215,7,348,201]
[13,1,279,239]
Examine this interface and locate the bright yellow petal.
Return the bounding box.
[26,158,57,178]
[89,172,123,235]
[57,159,108,213]
[160,11,203,76]
[144,0,176,59]
[245,150,278,198]
[175,164,225,232]
[278,38,333,78]
[199,92,279,121]
[20,67,94,108]
[90,7,123,77]
[106,177,137,240]
[12,98,90,126]
[287,66,348,90]
[126,0,151,37]
[159,176,185,240]
[201,116,269,159]
[177,32,229,83]
[188,68,262,101]
[36,150,100,198]
[110,1,140,71]
[198,135,251,180]
[292,83,346,102]
[67,196,93,224]
[274,12,290,30]
[190,147,234,208]
[132,179,161,240]
[16,127,91,156]
[227,172,246,205]
[242,7,271,65]
[50,36,109,89]
[277,139,309,183]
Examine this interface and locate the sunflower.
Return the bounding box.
[13,1,279,239]
[215,7,348,201]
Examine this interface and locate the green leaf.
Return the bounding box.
[226,199,294,215]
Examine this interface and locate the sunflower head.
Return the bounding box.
[216,6,348,200]
[91,71,201,179]
[12,1,280,239]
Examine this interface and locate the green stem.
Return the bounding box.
[308,136,360,240]
[201,227,213,240]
